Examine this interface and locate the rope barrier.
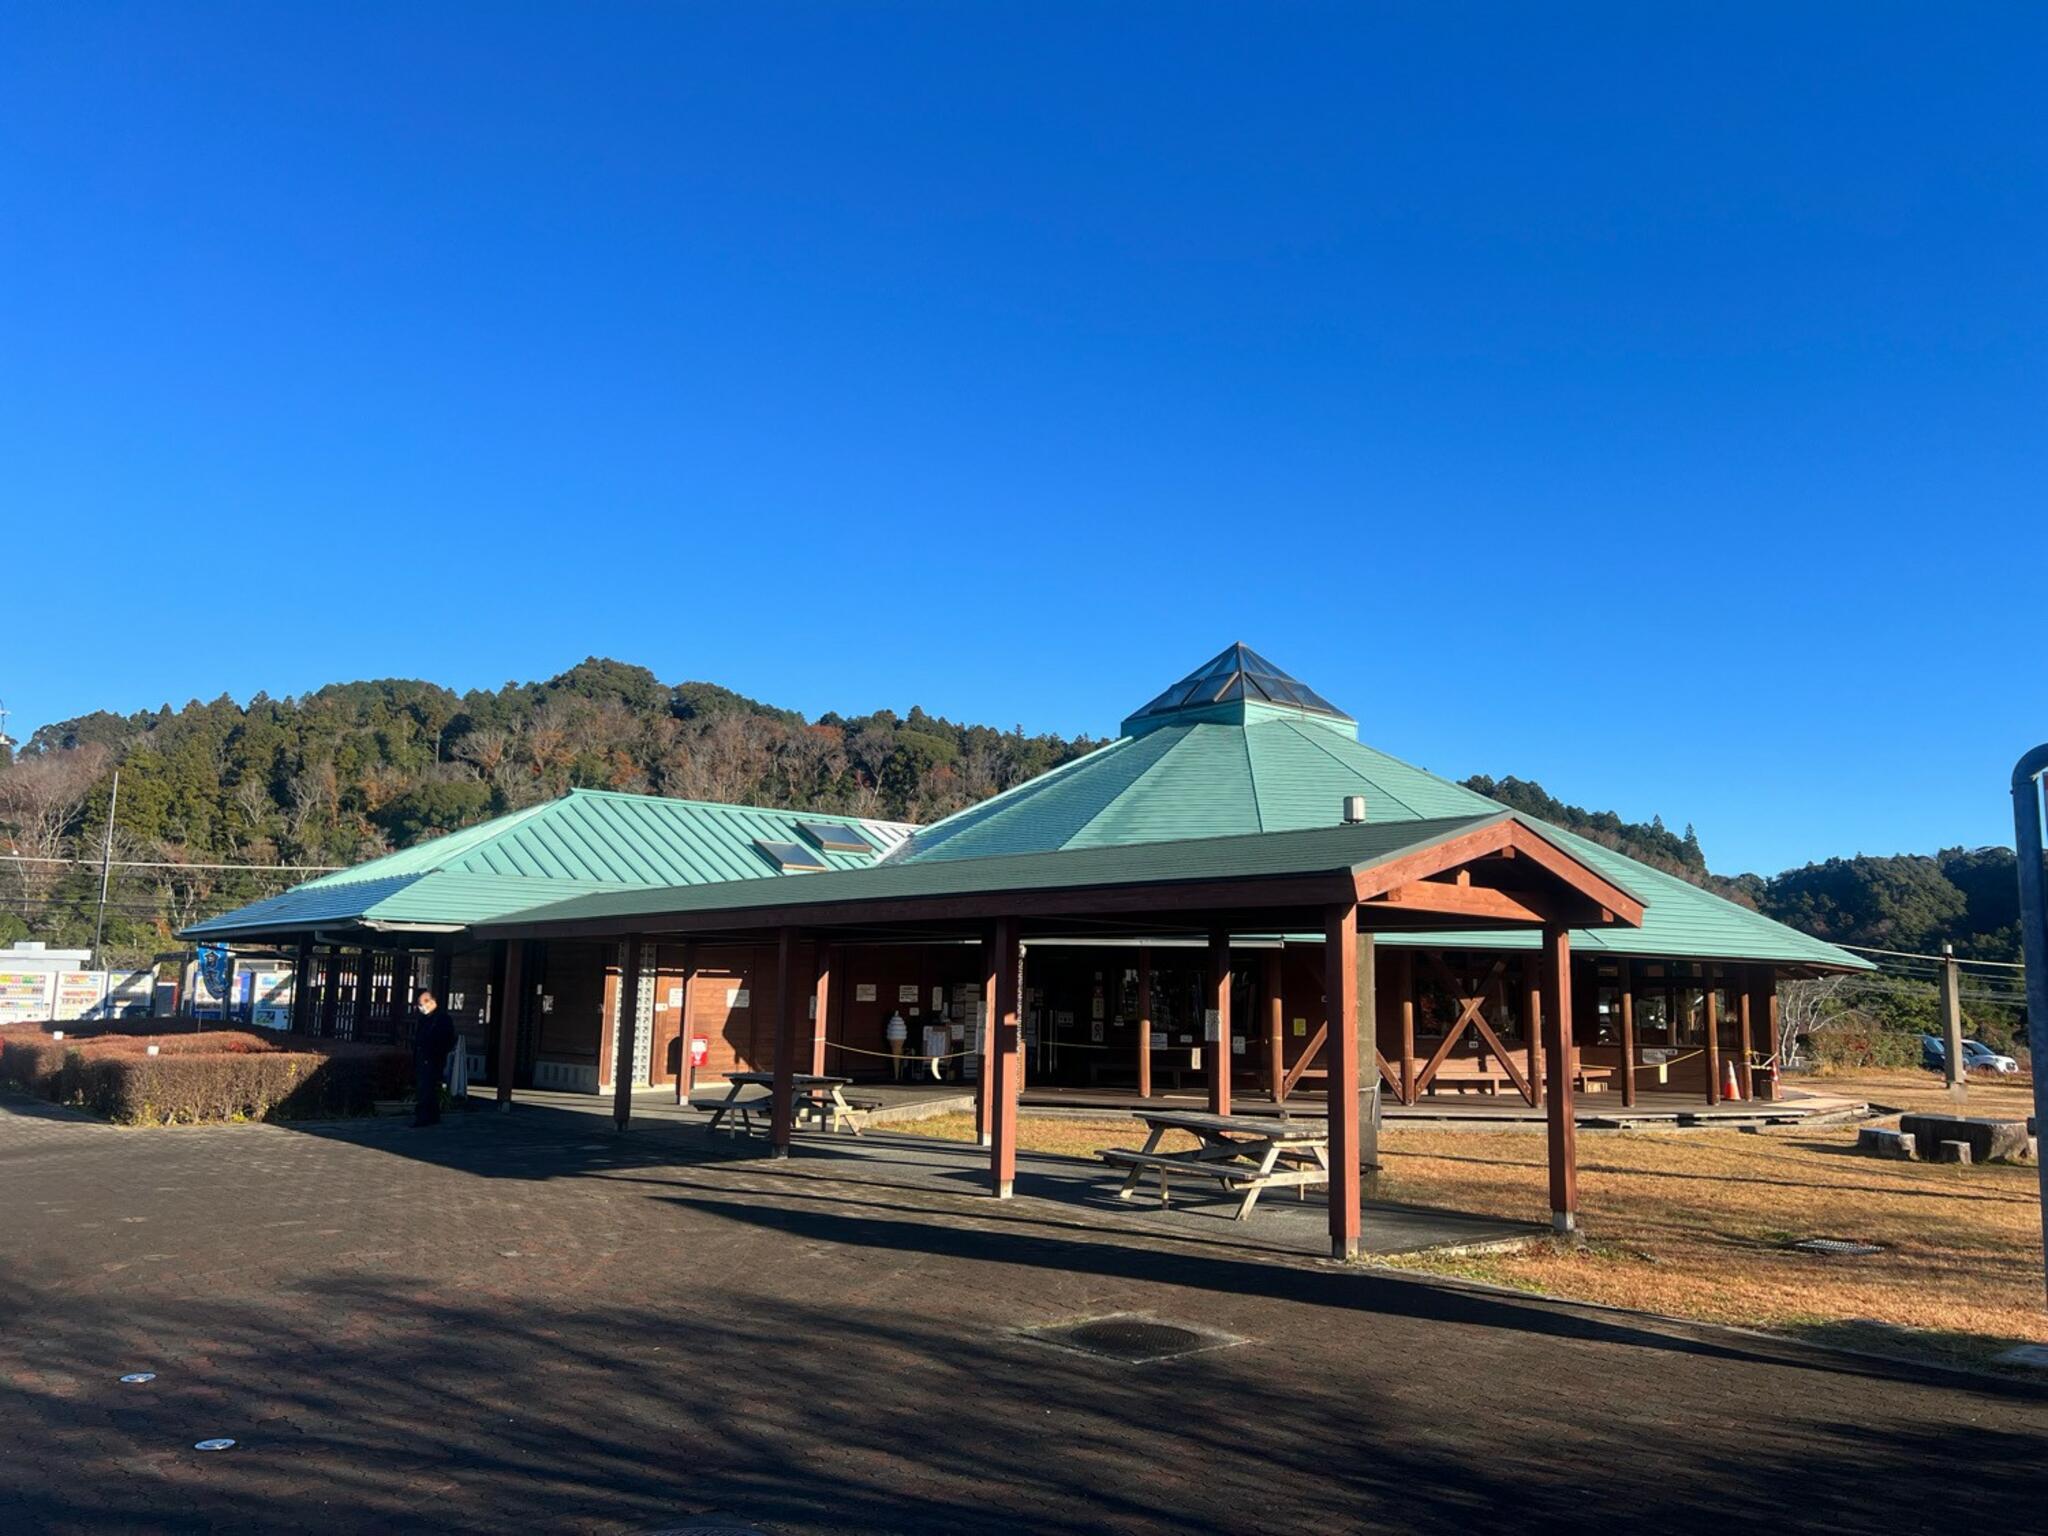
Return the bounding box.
[826,1039,983,1061]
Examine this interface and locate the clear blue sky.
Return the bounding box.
[3,4,2041,876]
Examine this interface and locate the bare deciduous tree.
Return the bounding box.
[1775,974,1849,1067]
[0,746,109,907]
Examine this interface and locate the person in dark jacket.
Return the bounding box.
[411,990,457,1128]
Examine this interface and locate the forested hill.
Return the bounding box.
[0,656,2032,966]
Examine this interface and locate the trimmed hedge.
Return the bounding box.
[0,1022,412,1125]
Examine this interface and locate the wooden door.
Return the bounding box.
[648,950,691,1087]
[689,963,757,1079]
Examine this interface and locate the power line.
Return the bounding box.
[1836,941,2024,970]
[1,855,343,873]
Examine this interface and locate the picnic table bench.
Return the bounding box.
[698,1072,878,1136]
[1101,1109,1331,1221]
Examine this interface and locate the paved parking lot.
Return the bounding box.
[1,1093,2043,1534]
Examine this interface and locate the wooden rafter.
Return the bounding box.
[1412,954,1535,1105]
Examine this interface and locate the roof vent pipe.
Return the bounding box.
[1341,795,1368,826]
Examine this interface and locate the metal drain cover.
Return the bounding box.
[1023,1313,1244,1363]
[1790,1237,1885,1257]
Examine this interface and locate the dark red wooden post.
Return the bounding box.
[290,937,314,1035]
[1325,904,1361,1260]
[495,941,524,1111]
[1734,973,1755,1098]
[1618,959,1637,1108]
[1135,947,1153,1100]
[988,918,1023,1197]
[1396,948,1417,1105]
[1264,950,1285,1103]
[811,942,833,1076]
[1207,929,1232,1116]
[1703,983,1723,1105]
[611,934,643,1132]
[1748,967,1779,1101]
[770,927,801,1157]
[1540,925,1579,1233]
[318,947,341,1040]
[1524,961,1544,1108]
[976,929,999,1145]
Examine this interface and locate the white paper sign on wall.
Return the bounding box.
[1203,1008,1220,1041]
[728,987,751,1008]
[666,986,683,1007]
[856,983,878,1003]
[1292,1017,1308,1037]
[898,984,918,1003]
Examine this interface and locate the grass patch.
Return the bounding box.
[897,1091,2047,1368]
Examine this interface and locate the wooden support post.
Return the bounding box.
[1618,959,1637,1108]
[354,946,375,1039]
[318,946,341,1040]
[1208,929,1232,1116]
[1524,961,1544,1109]
[495,942,524,1111]
[1540,926,1579,1233]
[611,935,643,1132]
[989,918,1023,1197]
[291,937,314,1034]
[1735,973,1755,1099]
[1324,904,1362,1260]
[1703,983,1723,1105]
[976,929,999,1145]
[1264,949,1285,1103]
[770,927,801,1157]
[1748,968,1780,1101]
[1397,948,1416,1105]
[1135,948,1153,1100]
[810,942,833,1076]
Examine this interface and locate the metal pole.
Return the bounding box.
[91,769,120,968]
[2010,744,2048,1304]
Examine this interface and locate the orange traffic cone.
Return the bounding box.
[1721,1058,1742,1101]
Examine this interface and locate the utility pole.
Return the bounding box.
[1938,942,1966,1095]
[2010,744,2048,1304]
[91,769,120,970]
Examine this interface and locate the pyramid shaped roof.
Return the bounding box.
[1122,642,1354,737]
[897,648,1865,970]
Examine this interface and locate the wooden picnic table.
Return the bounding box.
[700,1071,877,1137]
[1101,1109,1331,1221]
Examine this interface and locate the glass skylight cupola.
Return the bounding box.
[1120,642,1356,739]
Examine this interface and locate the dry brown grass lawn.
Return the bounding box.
[899,1084,2047,1369]
[1803,1065,2037,1119]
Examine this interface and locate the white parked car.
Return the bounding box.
[1921,1035,2021,1074]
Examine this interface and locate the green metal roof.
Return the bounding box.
[481,813,1526,933]
[182,790,915,940]
[895,652,1869,972]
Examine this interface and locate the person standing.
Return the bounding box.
[411,989,457,1128]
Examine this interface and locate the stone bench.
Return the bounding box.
[1897,1113,2035,1165]
[1857,1126,1917,1159]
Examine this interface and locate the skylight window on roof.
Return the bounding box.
[798,820,873,855]
[755,838,829,873]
